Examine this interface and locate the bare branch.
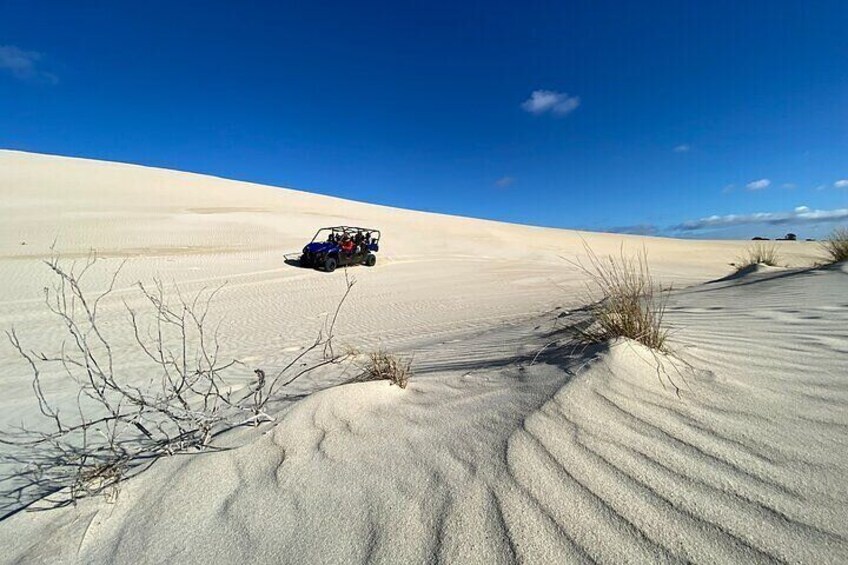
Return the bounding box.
[1,252,357,516]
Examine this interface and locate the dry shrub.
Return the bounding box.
[361,351,412,389]
[571,244,670,351]
[1,252,355,515]
[736,242,780,268]
[819,227,848,264]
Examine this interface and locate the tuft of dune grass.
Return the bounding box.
[571,244,670,352]
[736,242,780,269]
[819,227,848,264]
[354,350,412,389]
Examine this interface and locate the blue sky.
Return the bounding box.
[1,1,846,238]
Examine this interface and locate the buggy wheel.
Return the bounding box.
[324,257,337,272]
[364,254,376,267]
[299,254,312,268]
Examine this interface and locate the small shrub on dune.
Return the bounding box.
[571,244,670,352]
[360,350,412,389]
[1,252,356,513]
[819,227,848,264]
[736,242,780,269]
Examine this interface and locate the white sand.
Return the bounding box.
[0,150,844,563]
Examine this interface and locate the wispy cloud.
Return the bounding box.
[605,224,660,236]
[0,45,57,84]
[521,90,580,117]
[673,205,848,232]
[494,176,515,188]
[673,144,690,153]
[835,179,848,188]
[746,178,771,191]
[782,183,797,190]
[721,184,735,194]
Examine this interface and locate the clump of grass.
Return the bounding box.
[736,242,781,269]
[819,227,848,264]
[360,350,412,389]
[571,244,670,351]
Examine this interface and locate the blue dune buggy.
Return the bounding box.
[299,226,381,272]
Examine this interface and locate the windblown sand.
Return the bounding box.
[0,150,844,563]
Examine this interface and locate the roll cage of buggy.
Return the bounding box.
[299,226,381,272]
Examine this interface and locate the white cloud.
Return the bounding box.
[721,184,735,194]
[835,179,848,188]
[674,205,848,231]
[0,45,57,84]
[746,178,771,191]
[494,176,515,188]
[521,90,580,116]
[782,183,797,190]
[673,144,690,153]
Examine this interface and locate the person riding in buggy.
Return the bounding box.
[299,226,381,272]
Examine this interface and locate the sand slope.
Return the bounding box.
[0,149,819,376]
[0,151,843,563]
[2,264,846,564]
[0,150,818,435]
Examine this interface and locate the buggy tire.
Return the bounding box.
[324,257,337,272]
[364,254,377,267]
[299,254,312,268]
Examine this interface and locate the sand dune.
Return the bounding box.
[0,151,844,563]
[0,150,817,431]
[3,265,846,564]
